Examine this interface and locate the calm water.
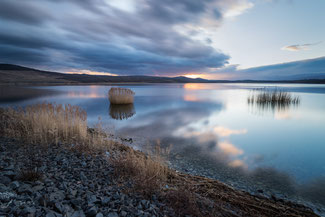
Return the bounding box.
[1,83,325,209]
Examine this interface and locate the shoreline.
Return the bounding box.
[0,137,320,217]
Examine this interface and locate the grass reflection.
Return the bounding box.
[109,103,135,120]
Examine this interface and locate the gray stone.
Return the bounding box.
[46,211,62,217]
[120,211,127,217]
[21,207,36,216]
[107,212,118,217]
[17,184,33,195]
[49,191,65,201]
[95,213,103,217]
[71,198,83,208]
[101,196,110,206]
[54,202,64,213]
[86,206,97,217]
[2,171,16,179]
[0,175,11,185]
[32,185,44,192]
[9,181,20,190]
[80,172,87,181]
[87,194,98,205]
[71,210,86,217]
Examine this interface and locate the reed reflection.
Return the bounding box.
[109,104,136,120]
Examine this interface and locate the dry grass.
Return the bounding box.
[18,169,43,181]
[108,87,135,104]
[0,103,112,150]
[111,148,170,197]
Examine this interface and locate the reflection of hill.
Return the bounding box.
[109,104,135,120]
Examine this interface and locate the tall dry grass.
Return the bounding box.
[0,103,110,149]
[111,148,171,196]
[108,87,135,104]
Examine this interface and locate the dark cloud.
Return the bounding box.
[0,0,237,75]
[0,1,52,25]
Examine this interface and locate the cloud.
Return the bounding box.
[208,56,325,80]
[281,41,322,51]
[0,0,254,76]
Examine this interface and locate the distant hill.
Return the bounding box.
[1,63,325,85]
[0,64,212,85]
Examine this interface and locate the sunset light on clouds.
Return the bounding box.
[0,0,324,80]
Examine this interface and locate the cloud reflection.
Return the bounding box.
[117,100,325,208]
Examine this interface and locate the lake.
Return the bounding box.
[1,83,325,210]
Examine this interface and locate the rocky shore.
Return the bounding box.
[0,137,319,217]
[0,138,174,217]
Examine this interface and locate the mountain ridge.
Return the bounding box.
[1,63,325,85]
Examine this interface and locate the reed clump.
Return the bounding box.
[248,89,300,106]
[108,87,135,104]
[0,103,110,149]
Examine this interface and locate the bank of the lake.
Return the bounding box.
[0,137,319,217]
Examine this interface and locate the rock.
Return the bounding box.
[46,211,62,217]
[3,165,14,171]
[71,198,83,208]
[21,206,36,216]
[107,212,118,217]
[80,172,87,181]
[257,189,264,193]
[86,206,97,217]
[17,184,33,195]
[2,170,16,179]
[101,196,110,206]
[0,183,10,192]
[32,185,44,192]
[9,181,20,190]
[49,191,65,202]
[54,202,64,213]
[87,194,98,205]
[120,211,127,217]
[71,210,86,217]
[0,175,11,185]
[95,213,103,217]
[0,192,16,202]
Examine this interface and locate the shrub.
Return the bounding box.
[108,87,135,104]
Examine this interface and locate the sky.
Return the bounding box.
[0,0,324,80]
